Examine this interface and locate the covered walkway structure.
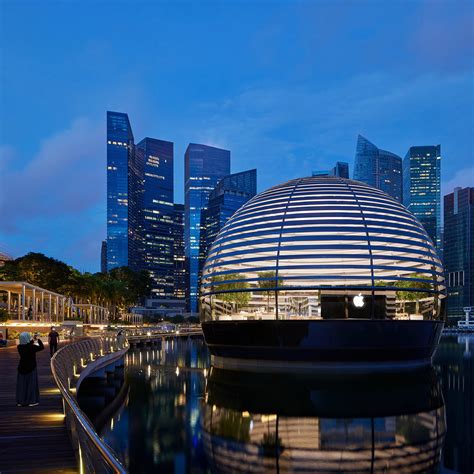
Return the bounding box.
[0,281,72,322]
[73,303,109,324]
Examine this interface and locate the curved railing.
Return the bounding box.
[51,337,128,473]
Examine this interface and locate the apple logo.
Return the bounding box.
[353,293,365,308]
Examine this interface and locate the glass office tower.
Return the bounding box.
[313,162,349,179]
[106,111,135,270]
[172,204,186,300]
[443,187,474,319]
[202,169,257,257]
[403,145,441,249]
[332,161,349,178]
[136,138,174,297]
[184,144,230,312]
[354,135,403,202]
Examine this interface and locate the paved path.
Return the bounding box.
[0,341,77,473]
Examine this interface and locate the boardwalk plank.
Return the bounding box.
[0,342,78,473]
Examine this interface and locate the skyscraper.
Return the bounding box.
[403,145,441,248]
[106,111,135,270]
[443,187,473,319]
[202,169,257,257]
[185,144,231,312]
[136,138,175,297]
[312,161,349,179]
[354,135,403,202]
[172,204,186,300]
[332,161,349,179]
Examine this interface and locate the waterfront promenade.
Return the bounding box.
[0,342,77,473]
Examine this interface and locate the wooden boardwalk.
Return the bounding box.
[0,342,77,473]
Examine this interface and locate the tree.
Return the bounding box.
[394,273,432,315]
[212,273,251,310]
[0,252,73,292]
[0,253,152,320]
[257,271,283,311]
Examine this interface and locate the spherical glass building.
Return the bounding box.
[200,176,446,371]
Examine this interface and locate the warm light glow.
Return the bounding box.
[33,413,65,422]
[41,387,60,395]
[261,414,277,423]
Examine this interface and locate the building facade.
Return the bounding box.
[136,138,175,297]
[172,203,186,300]
[354,135,402,202]
[184,144,231,312]
[332,161,349,178]
[443,187,474,319]
[200,176,445,369]
[202,169,257,257]
[403,145,441,249]
[312,162,349,179]
[106,111,135,270]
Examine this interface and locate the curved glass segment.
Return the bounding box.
[200,176,446,322]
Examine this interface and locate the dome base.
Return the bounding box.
[202,319,444,373]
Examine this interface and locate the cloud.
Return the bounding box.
[186,70,473,193]
[411,0,474,73]
[1,117,104,232]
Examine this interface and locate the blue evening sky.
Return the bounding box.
[1,0,473,272]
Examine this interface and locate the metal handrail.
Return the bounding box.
[51,338,127,473]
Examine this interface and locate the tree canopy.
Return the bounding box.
[212,273,251,307]
[0,252,152,318]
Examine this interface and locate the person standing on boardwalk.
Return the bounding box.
[16,332,44,407]
[117,329,126,347]
[48,326,60,356]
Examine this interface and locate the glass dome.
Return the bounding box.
[200,176,445,322]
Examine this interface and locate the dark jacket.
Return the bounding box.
[17,340,44,374]
[48,331,60,344]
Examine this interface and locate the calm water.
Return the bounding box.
[98,336,473,473]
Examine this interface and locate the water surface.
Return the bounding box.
[100,336,473,473]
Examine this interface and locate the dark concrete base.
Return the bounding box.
[202,319,444,372]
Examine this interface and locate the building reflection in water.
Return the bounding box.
[434,335,473,473]
[202,368,445,473]
[98,338,474,473]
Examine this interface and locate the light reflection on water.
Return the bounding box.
[99,336,473,473]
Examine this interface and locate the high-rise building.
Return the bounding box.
[332,161,349,179]
[443,187,474,319]
[313,162,349,179]
[127,139,145,273]
[184,144,231,312]
[100,240,107,273]
[202,169,257,257]
[354,135,403,202]
[403,145,441,248]
[172,204,186,300]
[106,111,135,270]
[136,138,175,297]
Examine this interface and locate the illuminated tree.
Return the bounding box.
[257,271,283,311]
[212,273,251,311]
